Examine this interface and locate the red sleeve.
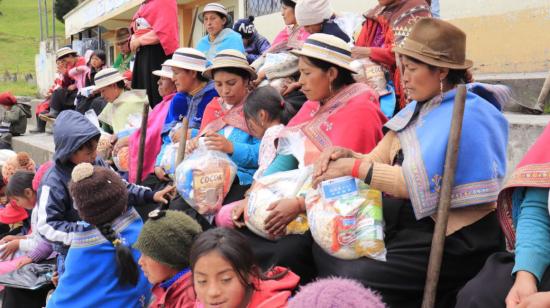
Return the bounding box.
[369,47,396,67]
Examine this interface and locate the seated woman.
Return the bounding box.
[251,0,309,85]
[124,63,178,185]
[74,49,108,116]
[196,3,245,63]
[294,0,350,42]
[354,0,431,111]
[47,163,151,307]
[96,68,147,136]
[456,124,550,308]
[312,19,508,307]
[151,48,218,183]
[234,33,387,284]
[170,50,259,227]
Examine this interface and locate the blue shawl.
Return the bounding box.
[196,28,246,63]
[385,83,509,219]
[47,208,151,308]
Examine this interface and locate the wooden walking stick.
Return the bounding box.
[176,117,189,165]
[136,101,150,185]
[421,84,467,308]
[187,6,200,47]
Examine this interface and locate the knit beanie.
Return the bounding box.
[69,163,128,226]
[295,0,333,26]
[0,92,17,107]
[134,210,202,270]
[2,152,36,182]
[233,16,256,39]
[289,277,386,308]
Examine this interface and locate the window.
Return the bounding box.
[245,0,280,17]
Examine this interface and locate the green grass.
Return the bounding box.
[0,80,38,96]
[0,0,64,95]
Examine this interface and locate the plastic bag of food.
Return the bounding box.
[97,133,113,160]
[307,176,386,261]
[175,140,237,215]
[350,59,390,96]
[245,167,312,240]
[159,142,180,180]
[113,146,129,172]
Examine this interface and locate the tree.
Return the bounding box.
[54,0,78,23]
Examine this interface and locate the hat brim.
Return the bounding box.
[164,59,206,73]
[198,10,233,26]
[152,70,174,79]
[393,46,473,70]
[56,51,78,60]
[203,63,258,81]
[94,75,126,91]
[290,49,358,74]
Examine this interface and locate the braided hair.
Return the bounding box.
[97,223,139,286]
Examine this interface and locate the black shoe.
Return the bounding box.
[30,115,46,133]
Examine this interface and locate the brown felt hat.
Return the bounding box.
[393,18,473,70]
[115,27,131,44]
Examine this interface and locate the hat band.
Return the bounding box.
[300,44,352,65]
[402,39,464,65]
[95,70,121,83]
[305,38,351,58]
[213,53,248,66]
[172,53,207,68]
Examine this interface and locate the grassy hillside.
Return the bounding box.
[0,0,65,95]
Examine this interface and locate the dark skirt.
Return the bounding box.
[455,252,550,308]
[312,197,505,308]
[49,88,77,112]
[1,285,53,308]
[132,44,170,108]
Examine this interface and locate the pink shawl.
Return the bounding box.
[132,0,179,55]
[129,93,175,183]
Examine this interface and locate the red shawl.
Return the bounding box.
[356,0,431,109]
[132,0,179,55]
[498,123,550,249]
[285,83,387,164]
[128,93,175,183]
[199,97,250,135]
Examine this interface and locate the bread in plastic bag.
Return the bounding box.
[307,176,386,261]
[113,146,129,172]
[350,59,390,96]
[245,167,312,240]
[175,140,237,215]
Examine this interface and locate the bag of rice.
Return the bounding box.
[175,140,237,215]
[350,59,390,96]
[245,167,312,240]
[307,176,386,261]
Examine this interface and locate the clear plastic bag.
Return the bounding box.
[175,140,237,215]
[113,146,129,172]
[350,59,390,96]
[307,177,386,261]
[245,167,312,240]
[159,142,180,180]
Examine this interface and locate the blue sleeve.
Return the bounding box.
[190,91,217,129]
[167,94,189,124]
[262,154,299,177]
[125,181,154,206]
[246,37,270,62]
[513,187,550,282]
[230,136,260,169]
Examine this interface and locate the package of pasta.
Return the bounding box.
[175,140,237,215]
[306,176,386,261]
[245,167,312,240]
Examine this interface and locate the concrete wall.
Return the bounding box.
[35,41,57,96]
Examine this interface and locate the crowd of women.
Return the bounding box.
[0,0,548,307]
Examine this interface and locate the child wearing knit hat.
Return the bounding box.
[47,163,151,307]
[289,277,386,308]
[134,210,202,308]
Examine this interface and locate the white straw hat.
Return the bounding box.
[93,68,126,91]
[164,48,208,72]
[152,63,174,79]
[56,47,78,60]
[199,2,232,25]
[291,33,357,73]
[202,49,257,80]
